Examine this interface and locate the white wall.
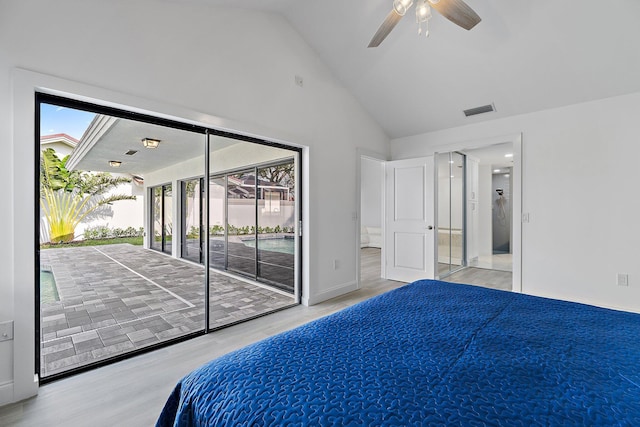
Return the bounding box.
[0,0,388,405]
[478,165,493,258]
[360,157,382,228]
[391,91,640,314]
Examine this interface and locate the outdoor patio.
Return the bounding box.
[39,244,296,377]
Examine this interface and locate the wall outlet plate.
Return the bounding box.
[617,273,629,287]
[0,321,14,342]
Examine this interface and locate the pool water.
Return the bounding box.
[243,237,295,255]
[40,270,60,304]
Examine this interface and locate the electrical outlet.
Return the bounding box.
[0,321,13,342]
[617,273,629,287]
[522,213,530,223]
[295,75,304,87]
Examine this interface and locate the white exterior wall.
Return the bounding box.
[40,141,74,157]
[391,91,640,314]
[76,181,145,238]
[0,0,388,405]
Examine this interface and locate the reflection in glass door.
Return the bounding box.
[227,171,257,278]
[437,152,466,277]
[205,160,296,294]
[257,163,295,291]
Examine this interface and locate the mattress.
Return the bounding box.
[157,280,640,426]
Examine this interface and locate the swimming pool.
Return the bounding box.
[40,270,60,303]
[242,237,295,255]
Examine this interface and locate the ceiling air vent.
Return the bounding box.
[463,104,495,117]
[125,150,138,156]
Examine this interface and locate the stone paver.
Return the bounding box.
[39,244,295,377]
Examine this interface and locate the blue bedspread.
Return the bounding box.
[157,280,640,426]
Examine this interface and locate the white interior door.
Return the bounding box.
[385,157,435,282]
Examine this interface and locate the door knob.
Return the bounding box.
[427,225,433,230]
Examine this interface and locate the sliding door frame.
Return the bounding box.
[35,92,303,383]
[435,151,467,279]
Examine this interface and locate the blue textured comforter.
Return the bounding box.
[157,280,640,426]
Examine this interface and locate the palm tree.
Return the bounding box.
[40,148,137,243]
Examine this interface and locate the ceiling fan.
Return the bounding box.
[368,0,481,47]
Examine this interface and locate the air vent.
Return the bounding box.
[463,104,495,117]
[125,150,138,156]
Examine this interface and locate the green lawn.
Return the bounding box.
[40,236,144,249]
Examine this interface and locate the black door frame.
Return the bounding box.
[35,92,303,383]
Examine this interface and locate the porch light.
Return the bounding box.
[142,138,160,149]
[109,160,122,167]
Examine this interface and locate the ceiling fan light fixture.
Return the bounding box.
[393,0,414,16]
[369,0,479,47]
[416,1,431,22]
[415,0,432,35]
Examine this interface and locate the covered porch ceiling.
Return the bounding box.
[67,114,242,175]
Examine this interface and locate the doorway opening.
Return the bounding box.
[359,156,385,285]
[437,142,516,291]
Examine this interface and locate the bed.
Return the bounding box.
[157,280,640,426]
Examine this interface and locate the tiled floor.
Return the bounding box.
[39,244,295,377]
[469,253,513,272]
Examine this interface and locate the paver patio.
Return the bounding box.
[39,244,296,377]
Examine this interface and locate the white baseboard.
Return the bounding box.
[0,381,13,407]
[303,280,358,306]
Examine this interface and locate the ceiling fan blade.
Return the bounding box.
[368,9,404,48]
[430,0,481,30]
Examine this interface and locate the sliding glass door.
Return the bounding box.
[256,163,295,291]
[205,158,296,293]
[37,93,300,381]
[227,170,257,277]
[37,95,207,380]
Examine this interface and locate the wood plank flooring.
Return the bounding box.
[0,249,510,426]
[0,250,404,426]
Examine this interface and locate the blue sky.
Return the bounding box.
[40,103,96,140]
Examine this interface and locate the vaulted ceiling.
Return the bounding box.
[198,0,640,139]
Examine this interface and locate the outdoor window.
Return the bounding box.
[150,183,173,255]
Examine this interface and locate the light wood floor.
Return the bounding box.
[0,249,511,426]
[0,250,404,426]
